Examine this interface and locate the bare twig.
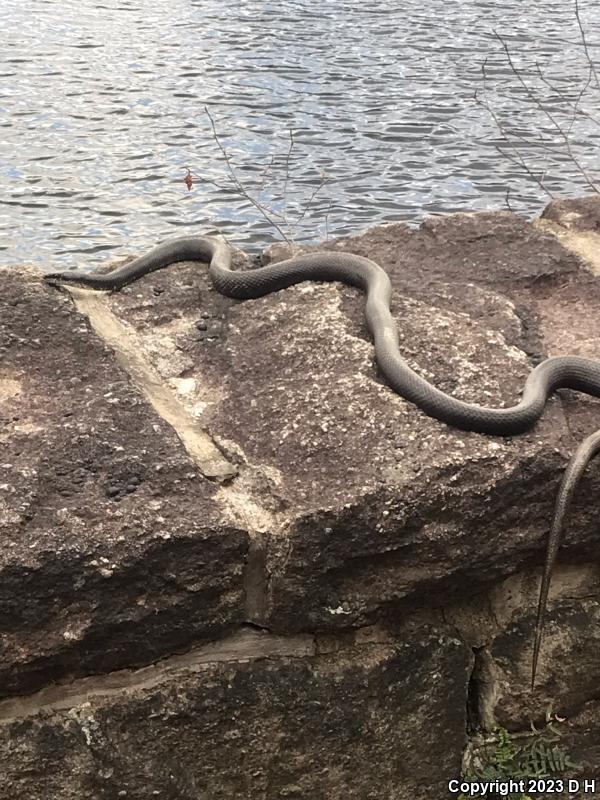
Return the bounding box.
[281,129,295,213]
[474,59,557,198]
[478,7,600,206]
[504,187,514,212]
[324,197,334,241]
[202,106,332,245]
[574,0,600,92]
[493,143,556,199]
[492,30,599,192]
[271,129,296,242]
[204,106,293,243]
[475,85,561,162]
[294,170,327,227]
[257,154,275,193]
[532,60,598,146]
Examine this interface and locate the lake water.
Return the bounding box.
[1,0,599,269]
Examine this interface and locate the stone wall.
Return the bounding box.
[2,197,600,798]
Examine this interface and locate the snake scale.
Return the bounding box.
[44,235,600,688]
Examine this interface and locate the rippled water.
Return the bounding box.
[1,0,600,269]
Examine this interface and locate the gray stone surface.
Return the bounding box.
[0,267,248,697]
[0,627,471,800]
[3,197,600,797]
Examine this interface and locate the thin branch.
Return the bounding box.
[477,60,554,157]
[203,107,331,244]
[533,60,600,135]
[273,129,295,241]
[475,59,557,198]
[574,0,600,92]
[493,143,556,199]
[324,197,334,241]
[257,154,275,193]
[281,129,295,211]
[475,87,563,161]
[294,170,327,226]
[204,106,293,243]
[185,169,289,218]
[493,30,599,192]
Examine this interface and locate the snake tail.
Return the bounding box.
[531,429,600,690]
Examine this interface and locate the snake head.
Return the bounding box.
[44,272,70,286]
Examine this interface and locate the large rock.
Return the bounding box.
[0,627,471,800]
[3,197,600,797]
[0,267,247,696]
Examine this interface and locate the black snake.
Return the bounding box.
[44,235,600,687]
[531,429,600,689]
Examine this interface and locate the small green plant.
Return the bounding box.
[459,716,580,800]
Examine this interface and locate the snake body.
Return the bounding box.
[45,235,600,434]
[45,234,600,685]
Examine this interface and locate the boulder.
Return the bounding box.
[2,197,600,797]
